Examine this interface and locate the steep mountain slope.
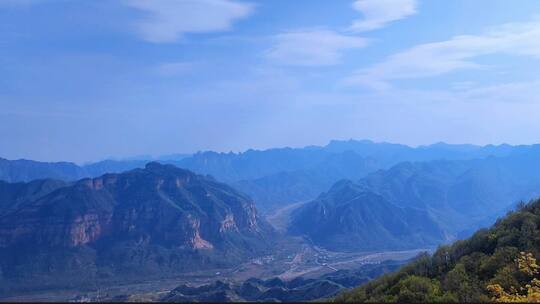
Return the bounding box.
[0,163,274,294]
[0,179,68,216]
[288,180,446,251]
[358,157,540,235]
[335,197,540,302]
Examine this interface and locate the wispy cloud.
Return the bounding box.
[124,0,254,43]
[265,29,367,66]
[350,0,417,32]
[457,80,540,104]
[264,1,418,67]
[155,61,196,76]
[345,20,540,89]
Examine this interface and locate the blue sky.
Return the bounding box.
[1,0,540,162]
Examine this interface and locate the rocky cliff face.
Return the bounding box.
[0,163,274,291]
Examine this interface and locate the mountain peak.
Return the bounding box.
[144,161,163,169]
[144,161,183,172]
[0,163,274,283]
[289,179,445,251]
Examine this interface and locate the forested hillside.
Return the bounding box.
[335,198,540,302]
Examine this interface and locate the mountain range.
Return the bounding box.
[2,140,537,213]
[4,140,540,299]
[287,150,540,251]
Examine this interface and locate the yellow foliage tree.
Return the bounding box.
[487,252,540,302]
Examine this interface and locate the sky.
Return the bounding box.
[2,0,540,163]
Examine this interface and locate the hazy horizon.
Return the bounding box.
[2,0,540,163]
[0,137,533,164]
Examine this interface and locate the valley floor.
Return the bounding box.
[0,237,432,302]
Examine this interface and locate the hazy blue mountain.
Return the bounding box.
[155,153,191,161]
[288,148,540,251]
[234,151,380,212]
[234,171,327,213]
[0,141,535,184]
[166,141,536,212]
[173,140,529,183]
[0,163,274,294]
[358,153,540,235]
[0,158,184,183]
[82,159,149,177]
[176,148,333,182]
[2,140,540,214]
[0,158,87,183]
[288,180,447,251]
[324,140,521,167]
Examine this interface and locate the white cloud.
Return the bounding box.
[346,20,540,89]
[265,29,367,66]
[124,0,253,43]
[350,0,417,32]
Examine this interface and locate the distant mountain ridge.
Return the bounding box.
[177,140,529,183]
[2,140,534,212]
[0,158,87,183]
[1,140,528,183]
[0,155,191,184]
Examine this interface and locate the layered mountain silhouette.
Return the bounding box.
[233,151,380,211]
[0,163,274,293]
[286,148,540,252]
[0,158,87,183]
[357,153,540,235]
[288,180,447,251]
[3,140,533,213]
